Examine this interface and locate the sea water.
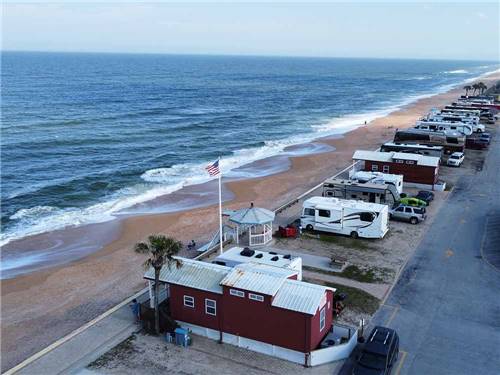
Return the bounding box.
[1,52,498,247]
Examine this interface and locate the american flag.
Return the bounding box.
[205,159,220,176]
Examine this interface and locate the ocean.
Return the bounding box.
[1,52,498,248]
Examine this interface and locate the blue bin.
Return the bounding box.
[174,327,190,347]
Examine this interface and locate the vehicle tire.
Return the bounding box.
[306,224,313,231]
[410,217,418,225]
[350,231,359,239]
[389,213,393,220]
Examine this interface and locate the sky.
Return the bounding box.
[2,2,499,61]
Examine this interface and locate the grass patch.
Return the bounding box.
[88,334,137,369]
[304,277,380,315]
[445,182,454,191]
[303,232,375,251]
[303,265,394,284]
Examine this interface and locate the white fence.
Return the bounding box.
[308,325,358,367]
[176,320,306,365]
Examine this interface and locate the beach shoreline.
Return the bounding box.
[1,71,499,371]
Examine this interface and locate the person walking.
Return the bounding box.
[130,298,140,324]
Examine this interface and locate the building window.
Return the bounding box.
[249,293,264,302]
[205,299,216,316]
[319,307,326,331]
[383,165,390,173]
[184,295,194,308]
[371,165,379,171]
[230,289,245,298]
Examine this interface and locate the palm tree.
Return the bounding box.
[472,83,480,96]
[135,234,183,334]
[463,85,472,96]
[479,82,487,94]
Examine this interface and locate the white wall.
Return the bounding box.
[309,327,358,367]
[176,320,305,365]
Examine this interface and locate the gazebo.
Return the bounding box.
[226,203,275,247]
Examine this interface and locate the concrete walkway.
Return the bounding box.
[302,270,390,300]
[7,290,148,375]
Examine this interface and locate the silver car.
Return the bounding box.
[389,204,426,224]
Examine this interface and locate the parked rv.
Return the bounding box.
[414,120,473,136]
[348,170,404,194]
[393,129,465,154]
[322,178,400,206]
[301,197,389,239]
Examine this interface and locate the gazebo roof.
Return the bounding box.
[227,204,275,225]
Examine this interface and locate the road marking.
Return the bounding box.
[384,305,400,326]
[395,350,408,375]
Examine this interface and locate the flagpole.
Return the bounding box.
[218,156,223,255]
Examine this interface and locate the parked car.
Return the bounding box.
[447,152,465,167]
[390,204,426,224]
[399,197,427,207]
[414,190,434,204]
[352,326,400,375]
[477,132,492,144]
[466,137,489,150]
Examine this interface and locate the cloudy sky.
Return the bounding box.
[2,1,499,61]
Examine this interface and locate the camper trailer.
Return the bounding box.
[322,178,400,206]
[213,246,303,280]
[393,129,465,154]
[301,196,389,239]
[380,142,444,161]
[414,120,473,136]
[348,170,404,194]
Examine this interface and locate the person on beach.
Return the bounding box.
[130,298,140,323]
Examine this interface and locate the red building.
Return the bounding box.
[145,258,334,354]
[353,150,441,188]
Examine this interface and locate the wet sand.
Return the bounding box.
[1,72,499,371]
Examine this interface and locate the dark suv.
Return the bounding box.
[352,326,399,375]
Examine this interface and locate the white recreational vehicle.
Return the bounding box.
[426,113,485,133]
[301,197,389,239]
[348,170,404,194]
[322,178,400,206]
[414,120,473,136]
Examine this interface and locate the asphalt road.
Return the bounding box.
[341,129,500,375]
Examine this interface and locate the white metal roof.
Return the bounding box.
[352,150,439,167]
[215,246,298,268]
[220,262,297,296]
[144,257,230,294]
[228,205,275,225]
[272,279,335,315]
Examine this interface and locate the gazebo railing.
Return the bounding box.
[249,231,272,246]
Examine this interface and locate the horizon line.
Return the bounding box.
[2,49,498,63]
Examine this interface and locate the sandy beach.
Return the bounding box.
[2,72,499,371]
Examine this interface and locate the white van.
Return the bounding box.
[300,197,389,239]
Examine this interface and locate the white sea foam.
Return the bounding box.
[3,66,499,248]
[444,69,469,74]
